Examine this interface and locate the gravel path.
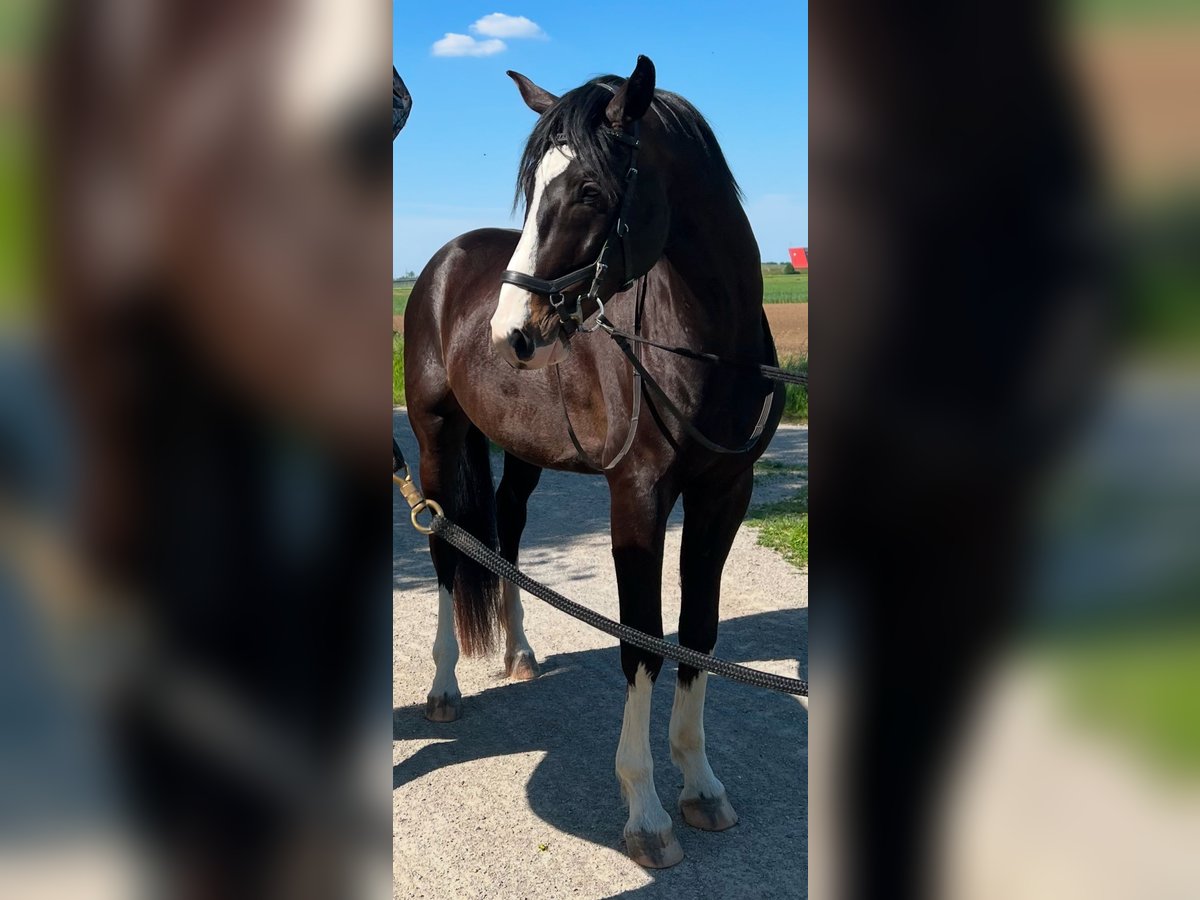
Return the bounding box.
[393,410,808,900]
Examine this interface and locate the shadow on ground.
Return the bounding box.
[393,608,808,899]
[392,409,808,594]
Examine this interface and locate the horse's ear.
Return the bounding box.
[507,71,558,114]
[606,56,656,130]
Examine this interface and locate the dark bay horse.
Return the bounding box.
[404,56,785,868]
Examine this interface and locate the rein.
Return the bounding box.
[554,277,645,470]
[599,315,779,456]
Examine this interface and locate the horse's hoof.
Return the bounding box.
[424,691,462,722]
[624,827,684,869]
[505,650,540,681]
[680,792,739,831]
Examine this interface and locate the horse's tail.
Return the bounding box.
[450,425,502,656]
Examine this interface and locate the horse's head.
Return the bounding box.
[490,57,670,369]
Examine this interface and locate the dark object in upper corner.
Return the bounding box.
[393,67,411,140]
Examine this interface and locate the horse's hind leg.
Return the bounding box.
[496,452,541,680]
[412,414,469,722]
[671,469,754,831]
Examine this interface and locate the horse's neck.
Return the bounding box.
[660,186,762,326]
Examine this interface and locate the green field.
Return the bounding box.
[761,272,808,303]
[393,284,412,317]
[393,270,806,316]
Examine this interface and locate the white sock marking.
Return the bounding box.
[502,580,534,660]
[615,665,672,837]
[669,673,726,801]
[429,585,460,699]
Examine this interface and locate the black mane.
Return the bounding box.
[515,74,741,212]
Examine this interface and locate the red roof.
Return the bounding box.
[788,247,809,270]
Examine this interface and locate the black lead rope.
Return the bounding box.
[394,444,808,696]
[429,515,809,697]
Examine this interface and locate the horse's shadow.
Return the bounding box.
[393,608,807,898]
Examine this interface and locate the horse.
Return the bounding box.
[403,55,787,868]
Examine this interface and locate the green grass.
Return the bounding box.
[1,122,39,320]
[762,272,808,304]
[746,486,808,568]
[1046,620,1200,777]
[393,333,405,405]
[753,459,807,477]
[778,355,808,423]
[393,284,412,317]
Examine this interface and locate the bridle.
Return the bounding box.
[499,120,642,337]
[496,93,792,465]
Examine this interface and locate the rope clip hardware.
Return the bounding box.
[392,470,443,535]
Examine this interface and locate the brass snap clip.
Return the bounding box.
[393,471,444,535]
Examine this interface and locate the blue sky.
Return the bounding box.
[393,2,807,276]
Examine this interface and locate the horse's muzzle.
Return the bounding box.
[490,283,570,369]
[506,327,537,363]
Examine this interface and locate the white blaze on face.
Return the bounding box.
[490,146,575,366]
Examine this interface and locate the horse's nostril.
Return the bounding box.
[508,328,535,362]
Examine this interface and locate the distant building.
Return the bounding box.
[788,247,809,270]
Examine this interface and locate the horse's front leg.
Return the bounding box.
[609,475,682,868]
[496,452,541,680]
[670,470,754,830]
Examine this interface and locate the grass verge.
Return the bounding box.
[746,486,808,568]
[393,285,411,317]
[1041,615,1200,778]
[393,333,405,405]
[779,355,808,423]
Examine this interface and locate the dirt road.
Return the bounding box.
[393,410,808,899]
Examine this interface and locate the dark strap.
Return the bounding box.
[602,326,808,387]
[500,265,596,297]
[557,279,646,470]
[605,319,779,456]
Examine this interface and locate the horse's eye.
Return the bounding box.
[579,183,602,204]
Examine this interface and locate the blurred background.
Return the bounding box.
[2,1,391,898]
[2,0,1198,897]
[811,0,1199,897]
[940,5,1200,894]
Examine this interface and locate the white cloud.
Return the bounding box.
[470,13,547,40]
[430,33,507,57]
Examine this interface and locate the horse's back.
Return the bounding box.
[405,228,519,326]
